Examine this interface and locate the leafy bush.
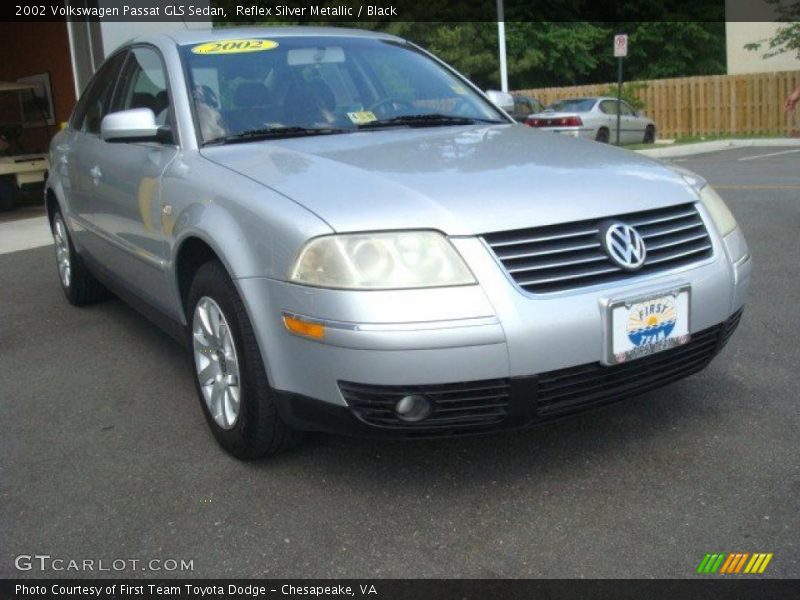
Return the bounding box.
[601,82,648,111]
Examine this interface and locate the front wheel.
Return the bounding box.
[187,260,301,458]
[643,125,656,144]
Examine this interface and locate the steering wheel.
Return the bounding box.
[367,98,416,119]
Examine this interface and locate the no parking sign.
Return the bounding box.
[614,34,628,57]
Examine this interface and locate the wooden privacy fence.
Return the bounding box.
[515,70,800,139]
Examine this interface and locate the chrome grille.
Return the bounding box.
[482,203,713,294]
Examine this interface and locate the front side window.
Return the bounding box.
[180,37,506,144]
[113,47,171,127]
[618,102,635,116]
[599,100,619,115]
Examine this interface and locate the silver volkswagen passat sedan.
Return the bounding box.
[46,28,750,458]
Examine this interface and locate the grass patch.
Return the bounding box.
[621,132,790,151]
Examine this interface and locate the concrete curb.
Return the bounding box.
[635,138,800,158]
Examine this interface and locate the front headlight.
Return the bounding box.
[678,169,738,237]
[289,231,476,290]
[698,184,737,236]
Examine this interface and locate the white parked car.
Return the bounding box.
[526,97,656,144]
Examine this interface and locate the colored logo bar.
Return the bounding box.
[697,553,773,574]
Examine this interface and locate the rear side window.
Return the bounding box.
[72,52,128,134]
[547,98,596,113]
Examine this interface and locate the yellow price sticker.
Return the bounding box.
[191,39,279,55]
[346,111,378,124]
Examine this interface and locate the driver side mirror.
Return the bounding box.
[101,108,172,144]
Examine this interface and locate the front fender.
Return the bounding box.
[164,154,332,322]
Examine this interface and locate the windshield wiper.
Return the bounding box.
[204,126,349,145]
[357,114,504,129]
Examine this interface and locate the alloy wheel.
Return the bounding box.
[192,296,242,429]
[53,215,72,288]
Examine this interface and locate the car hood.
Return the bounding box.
[200,124,695,235]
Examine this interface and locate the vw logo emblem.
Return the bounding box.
[601,221,647,270]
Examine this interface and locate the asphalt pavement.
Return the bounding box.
[1,146,798,578]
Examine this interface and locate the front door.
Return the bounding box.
[82,46,178,316]
[619,101,645,144]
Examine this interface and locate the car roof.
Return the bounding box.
[127,26,404,48]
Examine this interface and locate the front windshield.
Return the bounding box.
[180,36,506,144]
[546,99,597,113]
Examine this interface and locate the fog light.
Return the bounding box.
[395,394,433,422]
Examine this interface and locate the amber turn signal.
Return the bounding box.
[282,315,325,340]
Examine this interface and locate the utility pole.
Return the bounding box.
[497,0,508,92]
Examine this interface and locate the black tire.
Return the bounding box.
[0,175,17,212]
[595,128,610,143]
[51,209,111,306]
[187,260,301,459]
[643,125,656,144]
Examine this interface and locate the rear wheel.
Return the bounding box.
[595,127,610,143]
[643,125,656,144]
[187,260,301,459]
[51,209,110,305]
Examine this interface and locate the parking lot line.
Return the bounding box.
[710,183,800,191]
[737,149,800,161]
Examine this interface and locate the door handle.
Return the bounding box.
[89,165,102,183]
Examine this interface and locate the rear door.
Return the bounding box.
[62,51,128,255]
[82,45,179,315]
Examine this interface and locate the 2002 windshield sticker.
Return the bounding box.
[191,40,279,55]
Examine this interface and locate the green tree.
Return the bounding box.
[383,23,500,89]
[505,22,609,88]
[614,22,726,80]
[212,16,726,90]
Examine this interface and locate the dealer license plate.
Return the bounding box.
[608,288,691,364]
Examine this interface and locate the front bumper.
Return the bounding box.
[237,218,750,437]
[274,308,742,437]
